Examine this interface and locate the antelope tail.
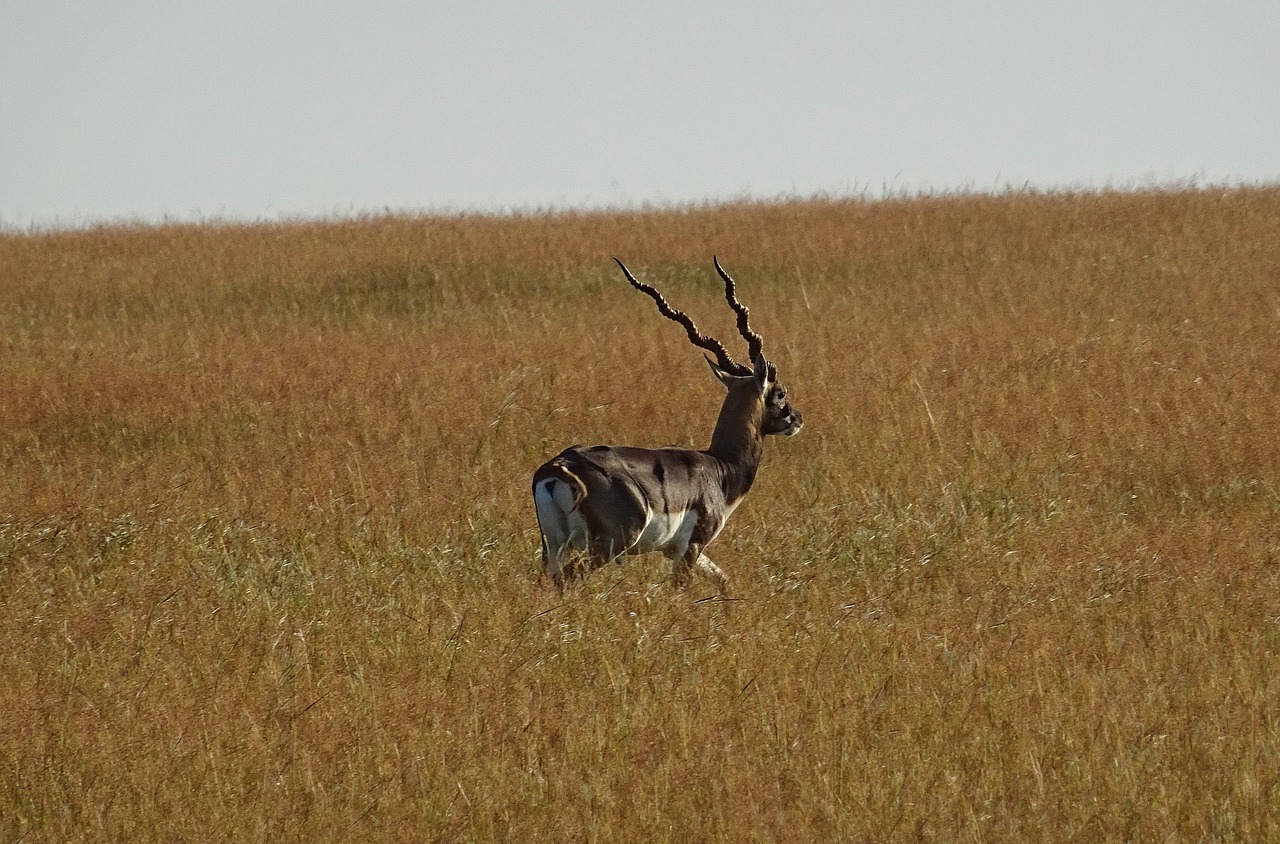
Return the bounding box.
[535,457,589,512]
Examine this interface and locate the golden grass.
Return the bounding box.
[2,189,1279,840]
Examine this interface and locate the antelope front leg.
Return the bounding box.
[674,545,729,595]
[693,553,729,595]
[671,549,694,589]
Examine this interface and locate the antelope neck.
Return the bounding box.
[707,387,765,496]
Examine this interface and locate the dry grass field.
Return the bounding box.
[2,188,1279,841]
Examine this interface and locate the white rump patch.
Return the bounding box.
[534,478,589,556]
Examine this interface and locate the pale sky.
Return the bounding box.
[3,2,1277,228]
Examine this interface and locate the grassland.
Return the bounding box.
[2,188,1279,841]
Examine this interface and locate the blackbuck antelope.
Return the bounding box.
[532,258,803,593]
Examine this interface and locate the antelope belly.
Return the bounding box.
[633,508,698,556]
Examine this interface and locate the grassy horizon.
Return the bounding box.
[2,187,1279,840]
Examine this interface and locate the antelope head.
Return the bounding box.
[617,256,803,451]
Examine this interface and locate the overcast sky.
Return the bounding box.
[3,2,1276,228]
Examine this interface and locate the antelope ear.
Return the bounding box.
[752,354,774,391]
[705,354,737,389]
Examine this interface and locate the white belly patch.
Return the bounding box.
[633,508,699,557]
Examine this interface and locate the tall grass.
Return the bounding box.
[2,189,1279,840]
